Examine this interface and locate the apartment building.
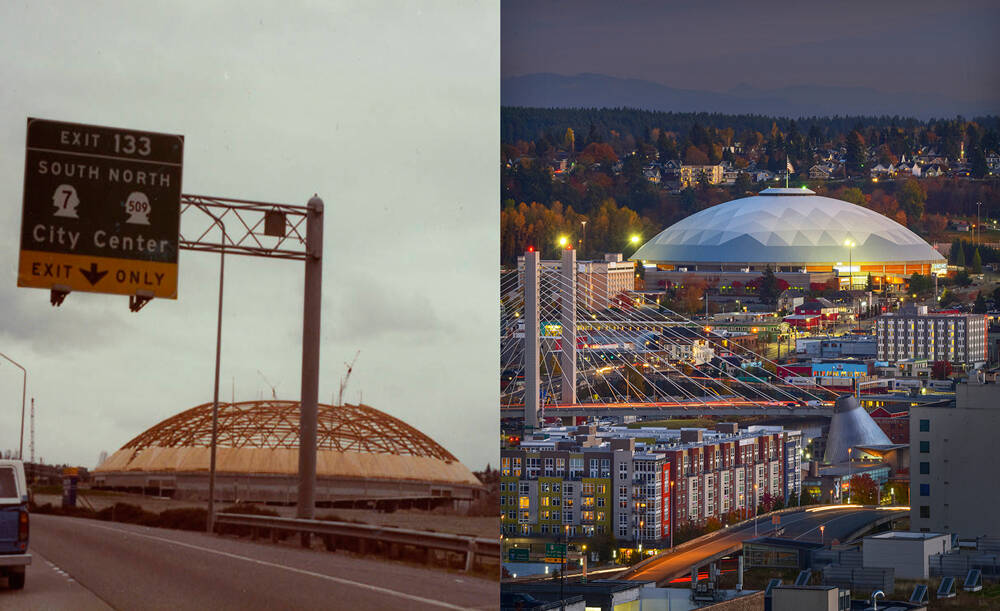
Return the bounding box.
[679,164,724,188]
[499,441,615,539]
[514,253,636,311]
[500,423,794,546]
[876,305,987,366]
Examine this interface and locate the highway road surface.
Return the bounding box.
[2,514,498,610]
[625,505,907,584]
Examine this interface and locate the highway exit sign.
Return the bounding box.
[544,542,566,562]
[17,118,184,299]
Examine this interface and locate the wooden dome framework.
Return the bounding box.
[121,400,457,463]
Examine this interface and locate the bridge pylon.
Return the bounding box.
[524,249,540,430]
[560,247,577,406]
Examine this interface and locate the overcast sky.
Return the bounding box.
[503,0,1000,103]
[0,2,499,471]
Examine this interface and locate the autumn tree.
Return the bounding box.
[564,127,575,153]
[924,214,948,240]
[683,145,710,165]
[875,144,898,166]
[834,187,867,206]
[847,474,879,505]
[578,142,618,166]
[932,360,953,380]
[674,276,708,314]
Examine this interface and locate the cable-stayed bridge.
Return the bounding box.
[501,249,839,428]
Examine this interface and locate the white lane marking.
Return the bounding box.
[79,521,471,610]
[46,558,77,584]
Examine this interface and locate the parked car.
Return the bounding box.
[0,460,30,589]
[500,591,548,610]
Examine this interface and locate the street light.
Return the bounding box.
[976,202,982,246]
[0,353,27,460]
[820,524,825,545]
[669,479,675,550]
[558,235,569,248]
[560,524,568,610]
[580,220,587,256]
[201,210,227,535]
[847,448,853,504]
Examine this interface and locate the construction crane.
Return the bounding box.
[337,350,361,406]
[256,370,281,400]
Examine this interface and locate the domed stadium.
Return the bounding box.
[94,400,483,509]
[633,187,945,290]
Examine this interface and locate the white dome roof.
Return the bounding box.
[632,188,944,265]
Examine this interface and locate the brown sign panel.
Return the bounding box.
[17,118,184,298]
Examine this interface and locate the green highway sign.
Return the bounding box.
[508,548,530,562]
[18,117,184,299]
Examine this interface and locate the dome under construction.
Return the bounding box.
[94,400,482,508]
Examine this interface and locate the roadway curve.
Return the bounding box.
[624,506,907,584]
[15,514,498,610]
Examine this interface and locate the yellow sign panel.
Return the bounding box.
[18,250,177,298]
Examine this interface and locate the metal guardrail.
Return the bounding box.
[215,513,499,572]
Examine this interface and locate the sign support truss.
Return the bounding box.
[180,194,310,261]
[178,193,323,541]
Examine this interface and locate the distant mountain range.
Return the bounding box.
[502,73,999,120]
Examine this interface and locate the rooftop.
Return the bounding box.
[868,531,946,540]
[514,424,791,454]
[632,189,944,266]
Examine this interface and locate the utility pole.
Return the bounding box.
[0,353,26,461]
[754,483,758,537]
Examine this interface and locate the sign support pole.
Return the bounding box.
[175,195,316,536]
[297,196,323,546]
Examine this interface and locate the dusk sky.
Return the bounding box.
[503,0,1000,109]
[0,2,499,471]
